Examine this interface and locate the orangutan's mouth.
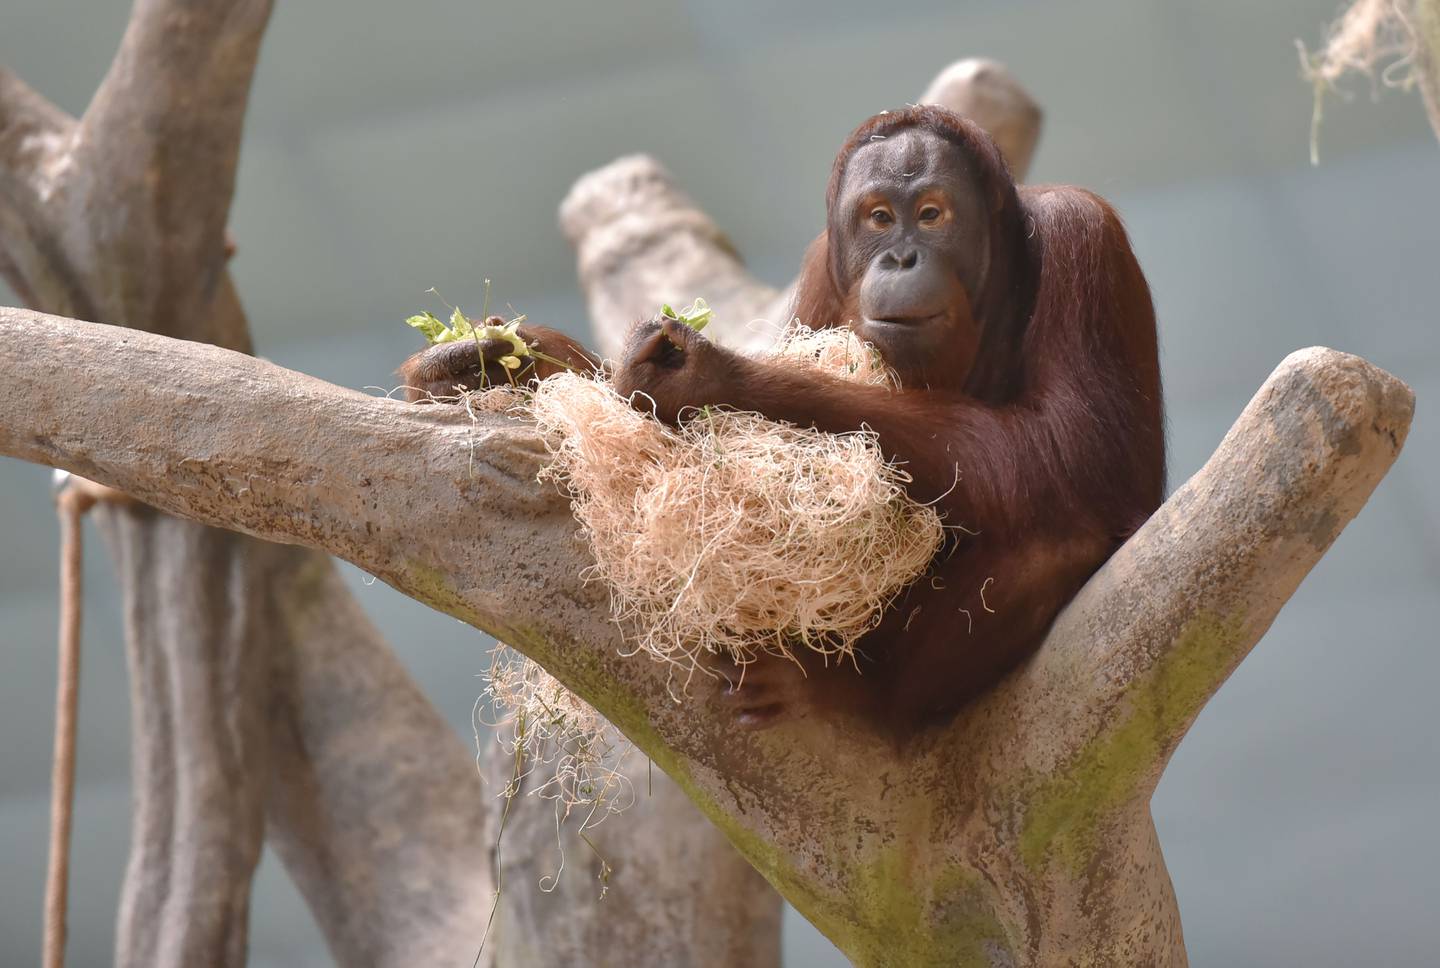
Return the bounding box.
[865,312,945,329]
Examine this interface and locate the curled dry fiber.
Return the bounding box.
[528,326,945,680]
[1298,0,1436,159]
[1300,0,1424,90]
[483,643,635,822]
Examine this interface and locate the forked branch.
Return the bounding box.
[0,303,1412,965]
[70,0,274,338]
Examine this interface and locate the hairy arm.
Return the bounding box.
[613,318,1078,538]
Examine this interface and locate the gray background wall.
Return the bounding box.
[2,1,1437,965]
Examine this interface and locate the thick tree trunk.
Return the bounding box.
[98,514,270,968]
[489,744,783,968]
[260,546,501,966]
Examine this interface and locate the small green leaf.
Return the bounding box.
[475,317,530,358]
[449,307,473,339]
[660,297,713,332]
[406,311,449,344]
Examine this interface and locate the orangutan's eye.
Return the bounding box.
[918,205,943,224]
[869,208,894,227]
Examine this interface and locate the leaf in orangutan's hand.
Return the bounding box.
[405,311,449,343]
[659,297,713,333]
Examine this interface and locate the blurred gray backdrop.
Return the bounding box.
[2,1,1437,965]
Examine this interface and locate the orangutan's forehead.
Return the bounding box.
[842,128,972,193]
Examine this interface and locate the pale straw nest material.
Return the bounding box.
[528,324,943,677]
[479,325,945,812]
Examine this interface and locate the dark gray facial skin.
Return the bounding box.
[831,128,991,387]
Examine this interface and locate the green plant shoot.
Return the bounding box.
[659,297,713,333]
[405,306,531,371]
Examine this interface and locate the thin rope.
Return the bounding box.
[43,492,84,968]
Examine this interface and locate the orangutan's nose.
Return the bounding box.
[877,247,919,271]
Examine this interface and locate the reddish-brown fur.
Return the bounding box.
[613,107,1165,733]
[402,107,1164,736]
[398,318,598,402]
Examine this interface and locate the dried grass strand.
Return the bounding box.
[1298,0,1428,163]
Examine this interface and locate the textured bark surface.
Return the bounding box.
[1,4,498,965]
[3,5,273,964]
[0,308,1413,965]
[97,513,270,968]
[489,745,784,968]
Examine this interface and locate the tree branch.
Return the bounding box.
[0,302,1413,964]
[0,65,71,202]
[66,0,273,340]
[0,67,86,318]
[0,313,525,593]
[258,548,499,965]
[100,513,270,968]
[918,58,1042,178]
[561,154,782,358]
[0,310,655,707]
[1002,347,1414,790]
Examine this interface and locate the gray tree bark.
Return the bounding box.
[0,307,1412,966]
[2,4,490,966]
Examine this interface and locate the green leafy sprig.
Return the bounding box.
[404,281,586,390]
[405,306,532,371]
[658,297,713,333]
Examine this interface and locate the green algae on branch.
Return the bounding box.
[1018,612,1243,874]
[398,557,484,627]
[835,863,1014,968]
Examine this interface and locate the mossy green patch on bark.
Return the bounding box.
[846,861,1014,968]
[400,557,481,624]
[702,794,1016,968]
[800,853,1015,967]
[1019,613,1241,874]
[924,868,1015,968]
